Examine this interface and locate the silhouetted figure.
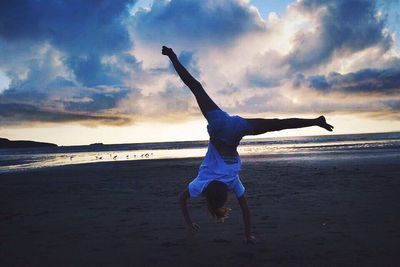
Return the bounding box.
[162,46,333,243]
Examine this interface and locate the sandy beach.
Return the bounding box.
[1,152,399,266]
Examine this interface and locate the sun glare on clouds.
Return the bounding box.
[0,0,399,145]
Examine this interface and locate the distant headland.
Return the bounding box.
[0,138,58,149]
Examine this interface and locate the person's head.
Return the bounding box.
[204,180,230,222]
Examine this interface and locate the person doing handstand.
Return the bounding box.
[162,46,333,243]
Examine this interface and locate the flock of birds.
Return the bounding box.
[67,152,154,161]
[92,153,153,160]
[94,153,153,160]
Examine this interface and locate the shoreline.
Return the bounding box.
[1,145,399,174]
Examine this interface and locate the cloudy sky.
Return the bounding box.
[0,0,399,145]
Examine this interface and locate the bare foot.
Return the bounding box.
[162,46,175,57]
[316,116,334,131]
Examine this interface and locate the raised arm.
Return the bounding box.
[178,188,200,231]
[238,195,256,243]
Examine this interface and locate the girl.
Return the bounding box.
[162,46,333,243]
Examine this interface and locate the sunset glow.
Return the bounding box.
[1,0,399,145]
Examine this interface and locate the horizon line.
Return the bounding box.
[57,130,400,147]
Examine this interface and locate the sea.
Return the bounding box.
[0,132,399,173]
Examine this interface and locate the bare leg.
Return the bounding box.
[246,116,333,135]
[162,46,220,119]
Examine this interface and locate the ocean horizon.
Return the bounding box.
[1,131,399,173]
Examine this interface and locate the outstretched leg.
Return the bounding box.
[246,116,333,135]
[162,46,220,119]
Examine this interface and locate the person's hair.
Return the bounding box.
[204,180,229,220]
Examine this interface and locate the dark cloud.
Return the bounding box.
[303,67,400,93]
[383,99,400,110]
[1,66,138,123]
[0,0,134,54]
[63,86,132,112]
[46,77,77,89]
[246,73,281,88]
[0,0,136,87]
[66,54,120,87]
[134,0,264,46]
[0,103,130,126]
[286,0,393,70]
[0,88,48,106]
[66,53,142,87]
[231,89,400,115]
[307,75,330,91]
[0,0,142,124]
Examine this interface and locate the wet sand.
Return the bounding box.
[1,153,399,266]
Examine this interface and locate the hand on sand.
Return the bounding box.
[244,235,257,245]
[162,46,175,57]
[191,222,200,232]
[316,116,334,132]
